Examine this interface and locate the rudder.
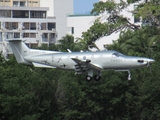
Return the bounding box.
[7,39,31,64]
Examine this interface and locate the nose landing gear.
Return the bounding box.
[128,70,131,80]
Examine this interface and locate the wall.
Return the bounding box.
[40,0,54,17]
[54,0,73,41]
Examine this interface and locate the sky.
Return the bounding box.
[74,0,99,14]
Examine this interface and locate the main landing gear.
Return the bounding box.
[86,70,101,81]
[86,75,101,81]
[94,75,101,81]
[86,75,92,81]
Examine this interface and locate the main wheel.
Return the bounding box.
[86,75,92,81]
[94,75,101,81]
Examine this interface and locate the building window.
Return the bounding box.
[13,10,29,18]
[0,32,2,42]
[48,23,56,30]
[23,33,29,38]
[6,10,11,18]
[30,23,36,30]
[23,22,29,30]
[0,10,11,18]
[42,33,48,42]
[23,33,36,38]
[20,1,26,7]
[30,11,46,18]
[50,33,55,42]
[71,27,74,34]
[42,12,46,18]
[43,33,48,38]
[7,32,13,39]
[30,33,36,38]
[13,1,19,7]
[41,23,47,30]
[5,22,10,30]
[12,22,18,29]
[14,33,20,38]
[5,22,18,30]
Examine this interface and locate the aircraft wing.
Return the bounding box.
[71,58,103,73]
[32,62,56,68]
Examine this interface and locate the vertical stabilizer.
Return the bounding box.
[7,39,31,64]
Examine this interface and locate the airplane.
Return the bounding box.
[6,39,155,81]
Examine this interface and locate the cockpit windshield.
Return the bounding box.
[112,52,125,57]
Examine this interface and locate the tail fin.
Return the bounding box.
[6,39,31,64]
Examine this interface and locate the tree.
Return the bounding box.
[0,56,60,120]
[107,26,160,57]
[135,0,160,28]
[79,0,142,48]
[57,34,75,52]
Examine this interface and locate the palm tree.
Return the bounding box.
[75,37,100,51]
[125,27,160,57]
[57,34,75,52]
[105,30,133,54]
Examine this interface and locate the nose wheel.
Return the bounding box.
[128,70,131,80]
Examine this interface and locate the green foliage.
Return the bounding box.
[91,0,117,15]
[135,0,160,27]
[57,34,75,52]
[0,56,60,120]
[106,26,160,57]
[82,0,141,48]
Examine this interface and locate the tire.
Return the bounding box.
[94,75,101,81]
[86,76,92,81]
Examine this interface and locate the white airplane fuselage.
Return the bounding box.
[24,50,151,70]
[7,39,155,81]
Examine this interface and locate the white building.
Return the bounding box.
[0,0,73,58]
[67,0,141,50]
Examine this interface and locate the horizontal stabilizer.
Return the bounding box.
[32,62,56,68]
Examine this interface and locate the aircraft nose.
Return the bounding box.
[148,58,155,63]
[137,58,155,64]
[146,58,155,68]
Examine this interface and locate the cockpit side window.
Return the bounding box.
[112,52,124,57]
[112,53,119,57]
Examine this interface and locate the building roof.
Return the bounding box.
[0,6,49,11]
[68,14,96,17]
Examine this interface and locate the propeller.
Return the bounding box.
[147,59,155,72]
